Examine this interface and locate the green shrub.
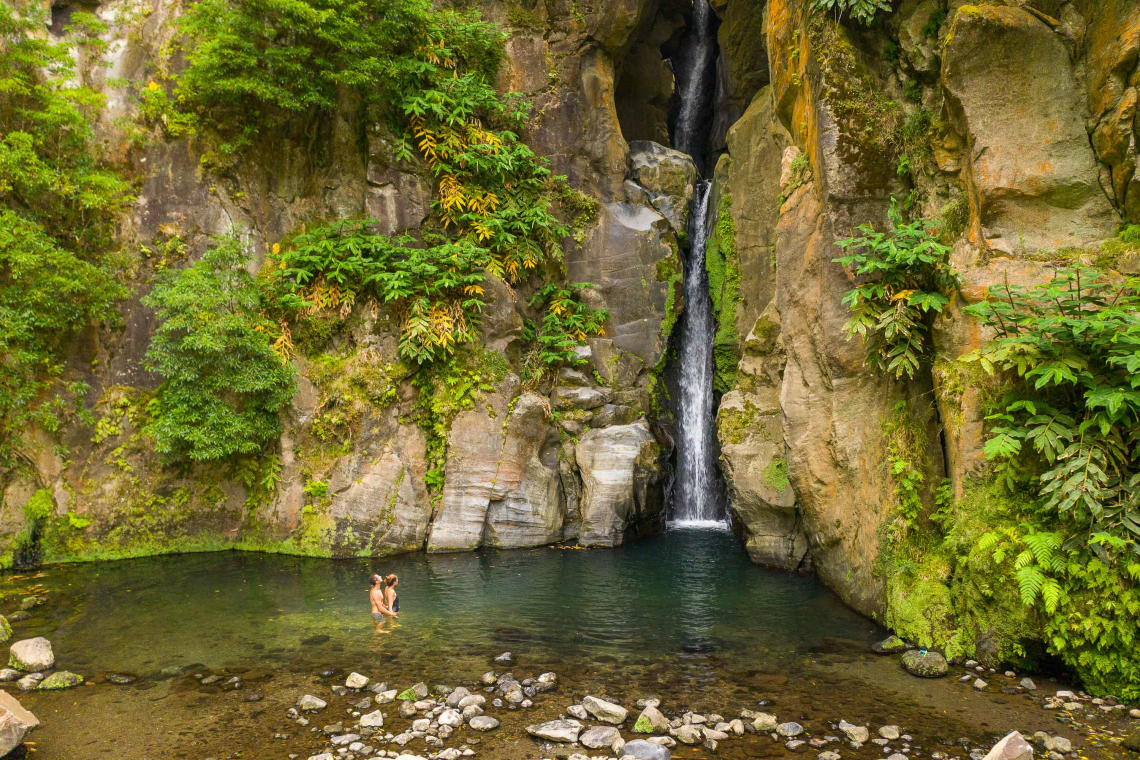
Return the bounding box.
[834,198,960,379]
[812,0,892,25]
[962,267,1140,552]
[0,4,132,466]
[143,235,297,461]
[521,282,608,386]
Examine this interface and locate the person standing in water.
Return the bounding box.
[370,574,398,622]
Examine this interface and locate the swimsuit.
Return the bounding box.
[371,612,384,622]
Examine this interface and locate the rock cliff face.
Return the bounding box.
[3,0,1138,652]
[705,0,1139,625]
[0,0,690,564]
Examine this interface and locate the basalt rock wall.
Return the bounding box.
[0,0,692,565]
[709,0,1139,629]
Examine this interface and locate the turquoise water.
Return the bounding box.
[16,526,879,679]
[4,526,1094,760]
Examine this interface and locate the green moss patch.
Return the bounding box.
[706,194,741,393]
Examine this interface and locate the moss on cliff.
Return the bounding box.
[706,194,741,393]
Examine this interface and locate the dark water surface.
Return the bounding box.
[2,527,1102,759]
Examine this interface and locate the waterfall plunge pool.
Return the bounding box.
[3,528,1089,759]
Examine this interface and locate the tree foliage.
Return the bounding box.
[521,282,608,385]
[962,268,1140,556]
[834,198,960,379]
[812,0,892,25]
[144,235,296,461]
[0,4,132,467]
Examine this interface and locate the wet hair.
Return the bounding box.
[370,573,382,587]
[384,574,398,586]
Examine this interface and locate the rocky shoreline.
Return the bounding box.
[269,652,1140,760]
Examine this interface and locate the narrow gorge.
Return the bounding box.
[2,0,1140,757]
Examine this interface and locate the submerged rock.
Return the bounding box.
[0,691,39,757]
[39,671,83,690]
[777,722,803,737]
[839,721,868,743]
[15,674,42,692]
[8,638,54,672]
[901,650,948,678]
[872,635,911,654]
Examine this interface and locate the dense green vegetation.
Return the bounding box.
[521,283,608,386]
[706,194,741,393]
[839,200,1140,695]
[144,235,297,462]
[0,5,132,468]
[812,0,892,25]
[834,198,960,380]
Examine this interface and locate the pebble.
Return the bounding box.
[879,726,900,740]
[494,652,512,662]
[777,722,804,737]
[973,679,988,691]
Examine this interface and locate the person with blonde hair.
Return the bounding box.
[369,573,399,621]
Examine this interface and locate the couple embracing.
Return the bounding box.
[369,573,399,621]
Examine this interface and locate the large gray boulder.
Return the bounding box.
[627,141,698,236]
[8,638,53,672]
[0,691,38,757]
[575,422,664,547]
[942,5,1117,253]
[580,725,621,749]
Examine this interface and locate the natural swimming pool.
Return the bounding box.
[2,526,1103,759]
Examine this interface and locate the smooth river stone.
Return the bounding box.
[469,716,500,732]
[8,638,53,672]
[583,695,628,724]
[581,725,620,749]
[527,719,582,742]
[345,672,369,689]
[621,739,672,760]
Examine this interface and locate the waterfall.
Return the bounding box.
[670,0,725,527]
[672,181,724,524]
[672,0,717,171]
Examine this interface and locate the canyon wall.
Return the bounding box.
[3,0,1140,666]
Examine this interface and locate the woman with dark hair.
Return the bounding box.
[370,573,397,621]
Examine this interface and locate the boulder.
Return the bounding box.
[576,423,663,547]
[580,725,621,749]
[526,719,582,742]
[0,616,10,644]
[872,635,911,654]
[469,716,500,732]
[38,671,83,690]
[628,141,699,236]
[982,731,1033,760]
[298,695,327,712]
[8,638,53,672]
[621,738,671,760]
[583,695,628,724]
[839,721,868,743]
[0,691,38,757]
[568,201,678,367]
[360,710,384,728]
[672,725,702,745]
[633,705,670,733]
[901,650,948,678]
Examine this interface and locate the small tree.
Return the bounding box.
[833,198,960,379]
[144,235,296,461]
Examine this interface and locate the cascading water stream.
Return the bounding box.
[672,0,717,170]
[670,0,725,527]
[673,181,724,525]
